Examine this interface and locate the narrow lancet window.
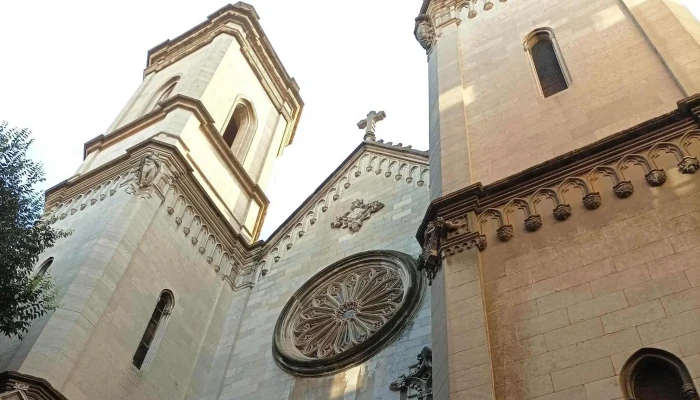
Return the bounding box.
[525,29,569,98]
[222,101,256,161]
[35,257,54,278]
[133,290,173,370]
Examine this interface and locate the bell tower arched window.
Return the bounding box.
[222,100,256,161]
[524,28,570,98]
[620,348,699,400]
[133,290,174,371]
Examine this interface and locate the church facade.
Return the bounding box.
[2,1,700,400]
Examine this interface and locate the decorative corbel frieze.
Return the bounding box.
[416,97,700,251]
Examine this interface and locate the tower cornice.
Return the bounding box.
[144,2,303,152]
[82,94,270,238]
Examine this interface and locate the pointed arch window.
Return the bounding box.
[133,290,174,371]
[524,28,570,98]
[221,100,256,160]
[35,257,54,278]
[620,348,699,400]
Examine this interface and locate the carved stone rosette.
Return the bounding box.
[390,347,433,400]
[497,224,514,242]
[553,204,572,221]
[582,193,602,210]
[645,169,667,186]
[273,251,425,377]
[614,181,634,198]
[678,156,700,174]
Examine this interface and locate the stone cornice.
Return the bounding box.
[256,141,429,276]
[416,94,700,281]
[83,94,269,237]
[45,139,263,290]
[144,2,303,151]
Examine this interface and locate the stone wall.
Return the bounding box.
[425,0,700,195]
[479,146,700,400]
[212,162,432,400]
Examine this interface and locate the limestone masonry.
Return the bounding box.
[2,1,700,399]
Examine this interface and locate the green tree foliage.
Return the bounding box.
[0,122,69,339]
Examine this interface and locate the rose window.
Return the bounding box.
[273,250,425,377]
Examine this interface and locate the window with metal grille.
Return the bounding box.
[525,29,569,98]
[133,290,173,370]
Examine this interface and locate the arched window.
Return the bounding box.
[133,290,174,371]
[35,257,54,278]
[620,348,699,400]
[143,77,179,114]
[221,100,256,160]
[524,28,570,98]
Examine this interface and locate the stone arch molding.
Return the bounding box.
[256,145,429,277]
[273,250,426,377]
[620,348,699,400]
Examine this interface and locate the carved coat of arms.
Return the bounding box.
[330,199,384,233]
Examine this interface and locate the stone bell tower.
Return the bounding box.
[417,0,700,199]
[413,1,700,400]
[0,3,302,399]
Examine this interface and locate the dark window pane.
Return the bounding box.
[132,293,172,370]
[133,342,149,369]
[531,39,567,98]
[222,117,239,147]
[634,358,683,400]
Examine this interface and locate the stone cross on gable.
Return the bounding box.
[357,110,386,141]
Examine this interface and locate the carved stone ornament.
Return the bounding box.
[330,199,384,233]
[137,152,162,188]
[417,217,470,284]
[12,383,29,392]
[645,169,667,187]
[524,215,543,232]
[614,180,635,198]
[583,192,602,210]
[682,383,699,400]
[414,14,436,54]
[497,224,514,242]
[553,204,572,221]
[390,347,433,400]
[273,251,425,377]
[678,156,700,174]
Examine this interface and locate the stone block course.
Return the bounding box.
[567,291,628,323]
[550,357,614,392]
[600,299,666,333]
[624,271,691,306]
